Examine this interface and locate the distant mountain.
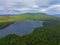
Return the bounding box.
[50,14,60,17]
[54,14,60,17]
[0,14,17,16]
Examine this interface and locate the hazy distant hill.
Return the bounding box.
[54,14,60,17]
[49,14,60,17]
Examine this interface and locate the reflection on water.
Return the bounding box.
[0,20,44,37]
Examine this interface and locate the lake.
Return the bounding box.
[0,20,44,37]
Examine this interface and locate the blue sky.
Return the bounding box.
[0,0,60,15]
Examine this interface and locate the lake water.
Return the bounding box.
[0,20,43,37]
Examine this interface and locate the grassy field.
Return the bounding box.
[0,13,59,22]
[0,16,16,22]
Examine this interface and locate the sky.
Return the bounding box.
[0,0,60,15]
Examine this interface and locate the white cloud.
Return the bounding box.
[39,4,60,15]
[14,7,38,11]
[30,5,39,8]
[39,4,60,12]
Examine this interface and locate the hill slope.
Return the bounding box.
[0,13,59,22]
[15,13,60,22]
[0,13,60,29]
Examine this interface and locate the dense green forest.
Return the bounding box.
[0,20,60,45]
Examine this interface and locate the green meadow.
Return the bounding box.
[0,13,59,22]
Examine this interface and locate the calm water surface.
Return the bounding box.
[0,20,44,37]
